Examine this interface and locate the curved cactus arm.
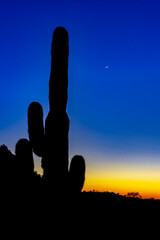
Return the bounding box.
[28,102,44,157]
[15,138,34,174]
[69,155,86,193]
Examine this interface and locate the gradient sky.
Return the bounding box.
[1,0,160,198]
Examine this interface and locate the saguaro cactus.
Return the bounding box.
[28,27,85,193]
[15,138,34,175]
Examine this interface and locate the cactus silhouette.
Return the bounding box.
[15,138,34,177]
[69,155,85,193]
[28,27,85,193]
[14,138,42,196]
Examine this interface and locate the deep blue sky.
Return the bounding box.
[1,0,160,178]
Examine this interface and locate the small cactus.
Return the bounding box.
[69,155,86,193]
[27,27,85,193]
[15,138,34,176]
[15,138,42,196]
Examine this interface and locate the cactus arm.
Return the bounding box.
[28,102,44,157]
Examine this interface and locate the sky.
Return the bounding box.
[1,0,160,198]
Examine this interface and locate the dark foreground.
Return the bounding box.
[1,190,158,234]
[82,191,160,202]
[4,189,160,207]
[81,191,160,207]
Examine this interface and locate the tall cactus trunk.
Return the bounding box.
[43,27,69,190]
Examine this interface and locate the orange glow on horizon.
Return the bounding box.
[83,178,160,199]
[34,159,160,199]
[82,163,160,199]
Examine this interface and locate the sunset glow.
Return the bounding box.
[1,0,160,199]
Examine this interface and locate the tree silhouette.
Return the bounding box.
[126,192,142,198]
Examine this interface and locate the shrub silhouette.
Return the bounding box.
[126,192,142,198]
[0,144,16,190]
